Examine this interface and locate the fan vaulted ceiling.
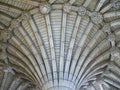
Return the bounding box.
[0,0,120,90]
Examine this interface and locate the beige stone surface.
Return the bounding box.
[0,0,120,90]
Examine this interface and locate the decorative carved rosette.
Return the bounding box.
[91,12,103,24]
[39,2,52,14]
[78,6,87,16]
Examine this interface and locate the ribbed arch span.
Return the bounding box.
[0,0,120,90]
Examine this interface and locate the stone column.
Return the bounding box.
[42,80,76,90]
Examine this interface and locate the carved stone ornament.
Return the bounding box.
[110,47,120,60]
[109,33,116,41]
[0,43,8,64]
[107,61,114,69]
[91,12,103,24]
[63,3,72,13]
[4,67,14,74]
[102,23,111,33]
[0,30,12,42]
[108,33,116,47]
[78,6,87,16]
[39,2,52,14]
[110,0,120,9]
